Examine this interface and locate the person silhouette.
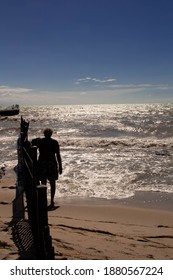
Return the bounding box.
[32,128,62,209]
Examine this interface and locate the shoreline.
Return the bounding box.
[56,191,173,212]
[1,162,173,212]
[2,167,173,212]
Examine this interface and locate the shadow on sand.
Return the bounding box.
[10,192,37,259]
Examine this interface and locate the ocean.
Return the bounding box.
[0,103,173,201]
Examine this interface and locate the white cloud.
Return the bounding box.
[0,86,32,96]
[109,84,150,88]
[108,83,172,90]
[75,77,117,84]
[0,85,33,104]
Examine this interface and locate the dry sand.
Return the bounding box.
[0,173,173,260]
[0,177,18,260]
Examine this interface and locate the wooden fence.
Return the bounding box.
[17,117,54,259]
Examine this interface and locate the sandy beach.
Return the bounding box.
[0,171,173,260]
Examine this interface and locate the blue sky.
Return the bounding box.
[0,0,173,105]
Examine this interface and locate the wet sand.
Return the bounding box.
[0,172,173,260]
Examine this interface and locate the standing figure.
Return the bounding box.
[32,128,62,209]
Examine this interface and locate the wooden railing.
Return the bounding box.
[17,117,54,259]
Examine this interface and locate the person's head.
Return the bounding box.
[44,128,53,138]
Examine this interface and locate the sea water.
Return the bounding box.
[0,103,173,200]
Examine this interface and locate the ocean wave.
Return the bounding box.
[59,136,173,150]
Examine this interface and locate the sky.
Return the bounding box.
[0,0,173,105]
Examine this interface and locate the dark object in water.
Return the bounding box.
[0,104,20,116]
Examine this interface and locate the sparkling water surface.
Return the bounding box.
[0,103,173,200]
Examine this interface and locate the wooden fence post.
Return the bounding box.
[37,185,48,228]
[31,146,39,186]
[36,185,48,259]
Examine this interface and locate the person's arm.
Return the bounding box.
[57,152,62,174]
[56,142,62,174]
[31,138,41,147]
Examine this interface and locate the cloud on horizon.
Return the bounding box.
[108,83,172,90]
[0,85,32,95]
[0,82,173,105]
[75,78,173,93]
[0,86,33,104]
